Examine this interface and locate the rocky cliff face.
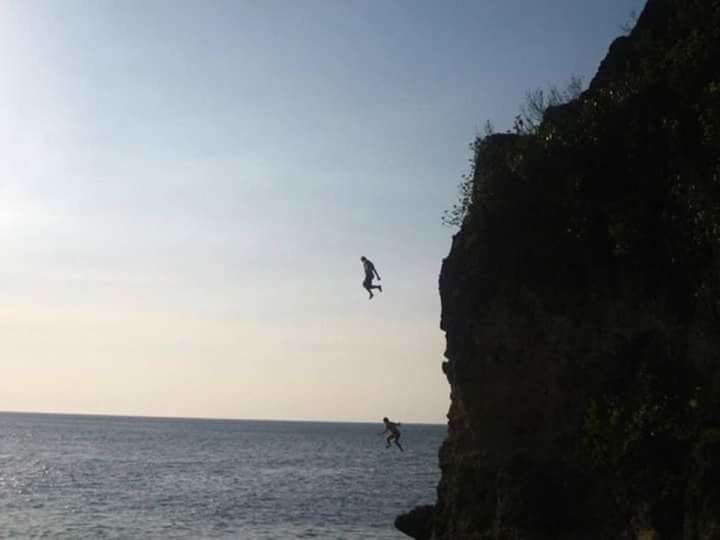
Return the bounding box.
[398,1,720,538]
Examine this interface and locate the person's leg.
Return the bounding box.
[394,436,404,452]
[385,434,392,448]
[363,279,373,299]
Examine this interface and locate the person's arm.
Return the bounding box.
[373,265,381,280]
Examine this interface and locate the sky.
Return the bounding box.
[0,0,642,423]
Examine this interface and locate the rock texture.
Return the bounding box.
[399,0,720,538]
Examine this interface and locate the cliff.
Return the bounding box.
[398,0,720,538]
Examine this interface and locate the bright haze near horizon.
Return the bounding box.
[0,0,640,423]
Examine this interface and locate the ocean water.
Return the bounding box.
[0,413,444,539]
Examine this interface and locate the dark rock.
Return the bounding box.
[399,0,720,537]
[394,505,434,540]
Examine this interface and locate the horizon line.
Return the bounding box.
[0,409,447,426]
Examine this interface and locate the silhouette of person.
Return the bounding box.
[380,417,403,452]
[360,256,382,299]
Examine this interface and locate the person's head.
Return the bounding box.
[383,417,389,423]
[360,256,367,262]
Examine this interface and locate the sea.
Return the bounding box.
[0,412,445,539]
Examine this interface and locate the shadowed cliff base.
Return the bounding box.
[399,0,720,538]
[395,505,433,540]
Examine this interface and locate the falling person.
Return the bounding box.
[380,417,403,452]
[360,256,382,299]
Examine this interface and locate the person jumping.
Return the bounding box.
[380,417,403,452]
[360,256,382,299]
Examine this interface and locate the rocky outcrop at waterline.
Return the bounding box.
[399,0,720,538]
[395,505,433,540]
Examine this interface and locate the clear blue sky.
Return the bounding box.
[0,0,641,422]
